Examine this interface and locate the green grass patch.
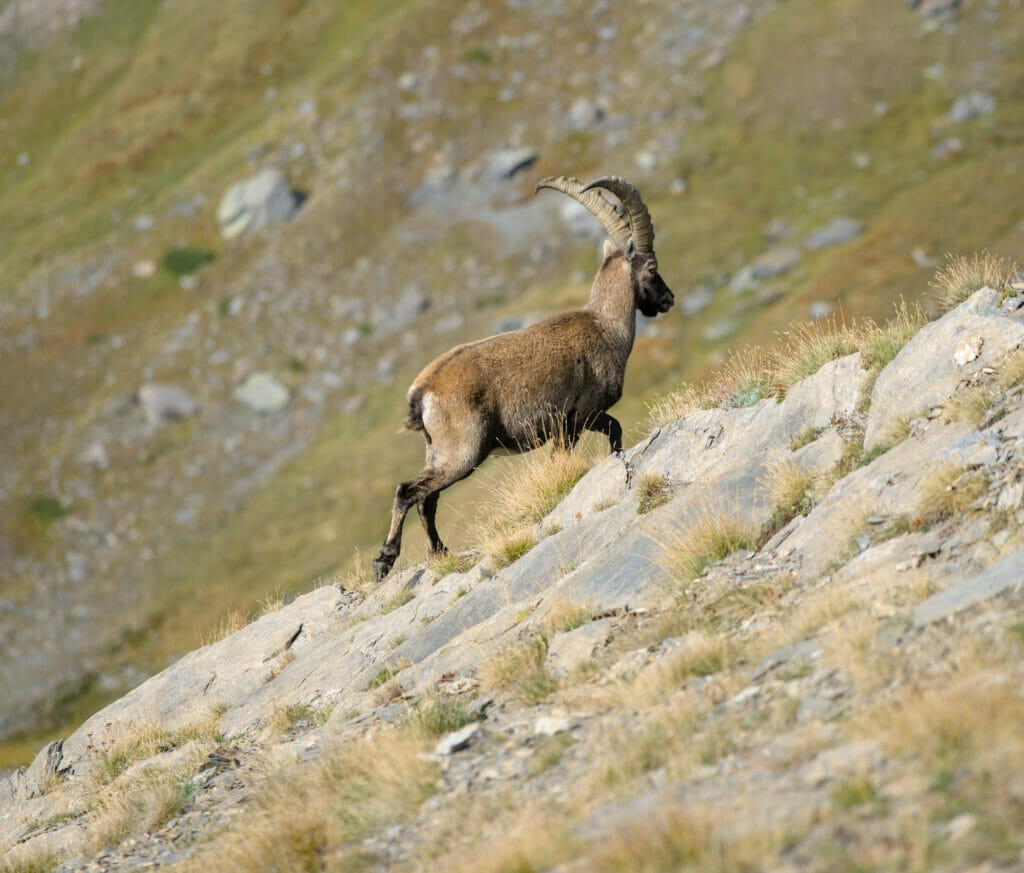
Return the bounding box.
[161,244,215,276]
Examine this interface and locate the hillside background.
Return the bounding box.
[1,0,1023,768]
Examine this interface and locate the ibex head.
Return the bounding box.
[535,175,675,318]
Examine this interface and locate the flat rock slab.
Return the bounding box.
[865,287,1024,449]
[913,547,1024,627]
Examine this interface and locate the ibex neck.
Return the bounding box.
[584,272,636,350]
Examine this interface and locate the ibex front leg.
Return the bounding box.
[584,411,623,455]
[373,465,468,581]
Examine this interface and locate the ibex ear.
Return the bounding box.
[625,238,636,262]
[602,239,615,260]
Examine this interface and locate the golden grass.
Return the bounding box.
[542,598,595,634]
[944,386,993,427]
[635,471,674,514]
[664,504,757,582]
[914,464,988,528]
[429,551,476,578]
[648,301,927,427]
[91,713,223,787]
[177,726,439,873]
[0,849,62,873]
[997,349,1024,391]
[479,633,559,705]
[472,443,592,568]
[928,250,1020,312]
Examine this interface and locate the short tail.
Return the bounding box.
[404,388,425,432]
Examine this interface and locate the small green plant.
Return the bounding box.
[380,588,415,615]
[26,494,68,525]
[635,472,673,514]
[269,702,315,734]
[161,244,215,276]
[429,552,475,577]
[492,530,536,568]
[313,704,335,727]
[668,509,757,581]
[462,46,492,64]
[403,698,476,738]
[367,661,410,690]
[831,778,880,811]
[789,425,826,451]
[480,633,558,705]
[529,733,575,778]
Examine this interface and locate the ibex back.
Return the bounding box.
[373,175,675,580]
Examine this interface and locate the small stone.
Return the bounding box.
[1001,295,1024,312]
[949,92,995,124]
[953,336,983,366]
[680,286,714,316]
[804,217,863,251]
[945,812,977,841]
[752,247,801,280]
[808,301,834,320]
[133,259,157,279]
[911,247,937,268]
[233,372,290,414]
[139,383,200,425]
[435,723,482,756]
[566,97,604,131]
[533,716,571,736]
[634,150,659,171]
[485,148,537,180]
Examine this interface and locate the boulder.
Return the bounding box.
[864,287,1024,449]
[803,217,863,251]
[216,168,300,238]
[233,372,290,414]
[138,383,199,425]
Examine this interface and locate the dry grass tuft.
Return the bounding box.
[914,464,987,528]
[646,382,705,427]
[0,849,62,873]
[774,317,862,395]
[945,386,994,427]
[758,457,817,547]
[998,349,1024,391]
[402,697,477,738]
[178,727,438,873]
[704,346,777,410]
[480,633,558,705]
[647,301,925,429]
[542,597,595,634]
[91,713,223,787]
[201,607,249,646]
[635,471,673,514]
[665,504,757,582]
[473,443,591,567]
[929,250,1020,312]
[429,551,476,578]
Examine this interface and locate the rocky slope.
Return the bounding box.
[2,0,1024,772]
[3,284,1024,872]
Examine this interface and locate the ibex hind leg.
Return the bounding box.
[417,491,446,556]
[373,464,471,581]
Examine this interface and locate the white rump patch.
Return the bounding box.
[421,391,435,430]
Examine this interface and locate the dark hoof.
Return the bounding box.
[373,556,394,582]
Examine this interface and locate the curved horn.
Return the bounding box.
[533,175,631,249]
[581,176,655,254]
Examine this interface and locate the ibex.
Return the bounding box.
[373,176,674,580]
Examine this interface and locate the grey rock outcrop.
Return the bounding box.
[216,168,300,238]
[864,286,1024,449]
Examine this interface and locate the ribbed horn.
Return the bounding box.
[581,176,655,253]
[533,175,631,250]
